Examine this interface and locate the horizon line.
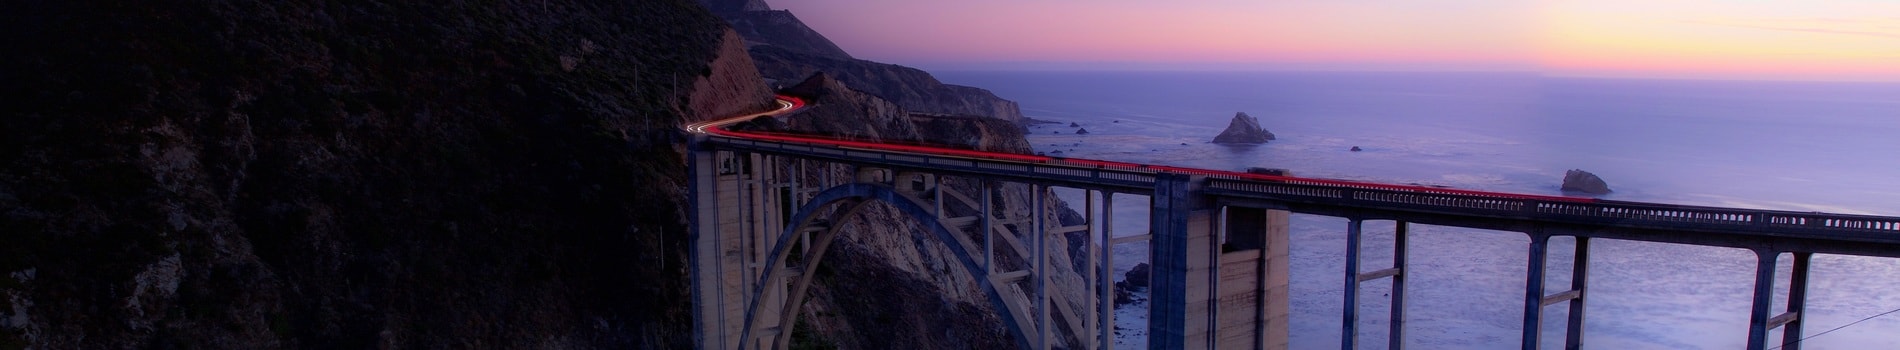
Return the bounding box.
[914,66,1900,84]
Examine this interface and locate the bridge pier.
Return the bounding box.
[1746,250,1812,350]
[1153,173,1292,350]
[1341,220,1408,350]
[1215,206,1292,350]
[692,149,795,350]
[1520,233,1590,350]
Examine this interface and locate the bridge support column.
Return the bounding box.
[1562,237,1589,350]
[1521,234,1549,350]
[1746,251,1812,350]
[689,147,723,350]
[1783,252,1812,350]
[1149,173,1212,350]
[692,149,788,350]
[1342,220,1405,350]
[1099,193,1117,350]
[1213,206,1291,350]
[1154,175,1290,350]
[1521,234,1590,350]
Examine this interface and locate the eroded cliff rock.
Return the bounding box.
[0,0,770,347]
[701,0,1024,123]
[687,30,780,124]
[780,73,921,142]
[752,45,1025,123]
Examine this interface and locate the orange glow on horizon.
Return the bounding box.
[777,0,1900,81]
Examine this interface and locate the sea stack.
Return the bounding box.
[1561,169,1613,194]
[1212,112,1276,144]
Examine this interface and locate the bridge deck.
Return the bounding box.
[690,96,1900,350]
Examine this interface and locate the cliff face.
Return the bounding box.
[0,0,771,348]
[704,1,1026,124]
[726,11,856,60]
[690,30,780,123]
[697,0,852,59]
[752,45,1026,123]
[781,73,920,142]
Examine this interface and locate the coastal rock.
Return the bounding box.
[1212,112,1276,144]
[1562,169,1613,194]
[1114,285,1138,306]
[1124,263,1152,288]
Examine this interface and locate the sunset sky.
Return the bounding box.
[771,0,1900,81]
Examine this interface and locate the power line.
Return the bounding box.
[1770,306,1900,350]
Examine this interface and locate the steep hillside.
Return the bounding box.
[752,46,1025,124]
[0,0,772,348]
[704,0,1027,123]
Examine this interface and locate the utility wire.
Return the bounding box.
[1770,306,1900,350]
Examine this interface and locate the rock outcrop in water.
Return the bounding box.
[1562,169,1614,194]
[1213,112,1276,144]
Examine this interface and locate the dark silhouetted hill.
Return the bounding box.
[0,0,772,347]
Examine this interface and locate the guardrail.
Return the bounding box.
[707,136,1161,189]
[707,131,1900,241]
[1205,178,1900,238]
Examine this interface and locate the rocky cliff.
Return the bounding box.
[697,0,851,59]
[0,0,772,348]
[751,45,1026,124]
[706,1,1027,124]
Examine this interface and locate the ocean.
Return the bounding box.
[935,71,1900,349]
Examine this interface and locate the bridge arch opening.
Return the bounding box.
[737,182,1034,350]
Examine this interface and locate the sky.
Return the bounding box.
[769,0,1900,81]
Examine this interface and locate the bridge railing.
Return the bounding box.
[710,135,1900,237]
[1206,178,1900,237]
[707,136,1162,189]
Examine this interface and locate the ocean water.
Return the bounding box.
[936,71,1900,349]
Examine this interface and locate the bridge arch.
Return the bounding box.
[736,182,1032,350]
